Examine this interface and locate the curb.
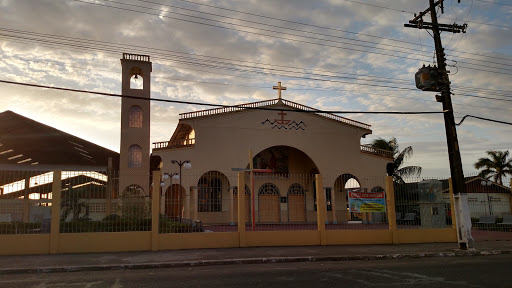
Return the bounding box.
[0,250,510,275]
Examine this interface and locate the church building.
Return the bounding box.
[152,85,393,225]
[118,54,393,226]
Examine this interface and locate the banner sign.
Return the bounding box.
[348,191,386,212]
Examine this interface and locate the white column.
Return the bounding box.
[192,186,198,220]
[184,187,191,219]
[160,184,166,216]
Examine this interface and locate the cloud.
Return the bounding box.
[0,0,510,178]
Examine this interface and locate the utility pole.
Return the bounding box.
[405,0,473,250]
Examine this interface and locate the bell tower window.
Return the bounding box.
[128,145,142,168]
[129,105,143,128]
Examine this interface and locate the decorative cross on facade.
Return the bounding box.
[273,81,287,100]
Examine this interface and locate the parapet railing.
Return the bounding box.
[153,138,195,150]
[123,53,150,62]
[360,145,393,159]
[179,99,371,130]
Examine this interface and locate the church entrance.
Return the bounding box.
[258,183,280,223]
[165,184,185,219]
[288,183,306,222]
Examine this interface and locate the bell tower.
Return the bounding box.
[119,53,152,196]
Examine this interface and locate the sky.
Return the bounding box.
[0,0,511,180]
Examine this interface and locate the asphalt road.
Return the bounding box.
[1,254,511,288]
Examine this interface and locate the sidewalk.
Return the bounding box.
[1,241,511,275]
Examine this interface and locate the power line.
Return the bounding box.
[104,0,512,69]
[474,0,512,7]
[0,79,445,115]
[4,28,509,92]
[71,0,512,73]
[73,0,430,62]
[2,33,511,106]
[456,114,512,126]
[173,0,512,63]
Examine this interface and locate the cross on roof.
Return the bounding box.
[273,81,286,100]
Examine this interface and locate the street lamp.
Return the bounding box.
[481,180,493,215]
[171,160,192,220]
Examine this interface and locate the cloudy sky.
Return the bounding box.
[0,0,510,179]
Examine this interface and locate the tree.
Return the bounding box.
[474,150,512,186]
[371,137,422,184]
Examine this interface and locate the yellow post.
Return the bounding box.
[449,178,457,229]
[229,186,235,225]
[315,174,326,245]
[509,179,512,215]
[238,172,247,247]
[385,176,398,244]
[151,170,161,251]
[249,149,255,225]
[331,187,337,224]
[105,157,113,216]
[49,170,62,254]
[23,177,30,223]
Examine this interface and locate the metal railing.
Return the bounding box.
[360,145,394,159]
[122,53,150,62]
[178,99,371,130]
[152,138,195,150]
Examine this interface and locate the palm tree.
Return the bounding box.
[474,150,512,185]
[370,137,422,184]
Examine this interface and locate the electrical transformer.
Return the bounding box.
[415,65,441,92]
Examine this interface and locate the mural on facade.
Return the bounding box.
[253,146,289,174]
[261,111,306,130]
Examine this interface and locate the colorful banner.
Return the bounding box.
[348,191,386,212]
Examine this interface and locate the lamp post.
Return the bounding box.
[481,180,493,215]
[171,160,192,221]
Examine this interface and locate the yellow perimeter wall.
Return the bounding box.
[0,228,456,255]
[0,174,457,255]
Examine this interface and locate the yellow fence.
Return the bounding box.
[0,171,457,255]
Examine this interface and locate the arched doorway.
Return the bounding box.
[334,174,361,221]
[165,184,185,219]
[288,183,305,222]
[252,145,318,175]
[198,171,229,212]
[258,183,280,223]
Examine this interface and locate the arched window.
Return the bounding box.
[258,183,279,195]
[288,183,305,195]
[198,172,226,212]
[128,145,142,168]
[130,74,143,89]
[129,105,143,128]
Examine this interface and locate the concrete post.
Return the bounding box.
[385,176,398,244]
[192,186,198,220]
[49,170,62,254]
[238,172,247,247]
[151,170,161,251]
[509,179,512,215]
[315,174,326,245]
[449,178,457,229]
[184,187,191,219]
[330,187,337,224]
[229,186,235,226]
[160,185,166,216]
[23,177,30,223]
[105,157,113,216]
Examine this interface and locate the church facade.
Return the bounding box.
[152,92,393,225]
